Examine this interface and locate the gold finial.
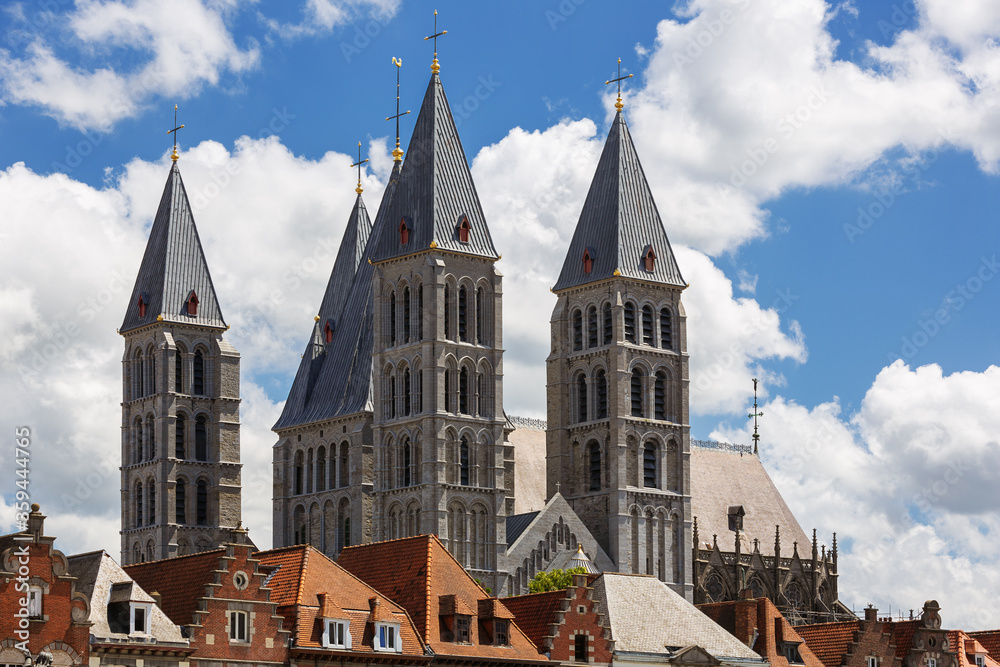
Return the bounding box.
[351,141,368,194]
[605,57,633,111]
[386,57,411,162]
[424,10,447,73]
[314,315,320,322]
[156,314,164,321]
[613,268,622,276]
[167,104,185,161]
[429,240,438,248]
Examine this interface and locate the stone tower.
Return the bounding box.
[546,105,693,599]
[120,158,242,565]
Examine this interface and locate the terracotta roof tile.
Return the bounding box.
[501,590,567,651]
[124,548,225,626]
[888,621,919,661]
[796,620,862,667]
[970,632,1000,660]
[699,597,825,667]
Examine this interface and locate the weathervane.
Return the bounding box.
[424,9,447,74]
[351,141,368,194]
[748,378,763,455]
[386,57,411,162]
[604,57,633,111]
[167,104,185,161]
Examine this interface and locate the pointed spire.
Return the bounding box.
[121,162,225,333]
[370,72,498,262]
[315,192,372,343]
[774,525,781,558]
[553,110,684,291]
[693,517,700,548]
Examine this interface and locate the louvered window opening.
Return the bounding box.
[403,287,411,342]
[660,308,672,349]
[476,287,485,345]
[577,374,587,423]
[655,372,667,420]
[459,367,469,414]
[460,438,470,485]
[444,285,451,339]
[631,369,644,417]
[643,444,657,488]
[417,286,424,340]
[193,350,204,395]
[176,480,186,524]
[403,369,412,416]
[175,416,185,458]
[603,303,613,344]
[196,481,208,526]
[573,310,583,351]
[403,442,412,487]
[175,351,183,392]
[624,303,636,343]
[596,370,608,419]
[195,416,207,461]
[588,443,601,491]
[390,292,397,346]
[458,286,468,342]
[642,306,654,345]
[588,306,598,348]
[390,377,397,419]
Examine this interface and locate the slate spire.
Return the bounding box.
[370,73,498,262]
[121,161,226,333]
[553,110,685,291]
[316,193,372,334]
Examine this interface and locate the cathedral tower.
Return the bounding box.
[546,103,693,599]
[120,156,242,564]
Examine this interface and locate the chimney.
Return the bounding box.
[734,594,758,647]
[864,605,878,623]
[28,504,45,541]
[150,591,163,607]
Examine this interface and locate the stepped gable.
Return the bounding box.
[121,161,226,333]
[553,109,684,292]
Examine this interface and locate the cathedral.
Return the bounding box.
[117,47,847,619]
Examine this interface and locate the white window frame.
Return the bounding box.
[322,619,351,649]
[975,657,985,667]
[130,602,151,634]
[928,659,938,667]
[27,586,43,618]
[375,622,401,653]
[868,657,878,667]
[229,609,249,643]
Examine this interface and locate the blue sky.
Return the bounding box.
[2,0,1000,629]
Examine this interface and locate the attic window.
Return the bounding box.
[644,246,656,272]
[137,295,147,318]
[458,216,471,243]
[324,320,334,344]
[323,619,351,649]
[186,291,199,316]
[375,622,401,653]
[399,218,409,245]
[582,249,594,274]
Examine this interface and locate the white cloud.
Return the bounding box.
[261,0,400,41]
[0,0,259,131]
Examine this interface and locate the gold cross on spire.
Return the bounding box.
[386,56,411,162]
[167,104,185,161]
[424,9,447,74]
[351,141,368,194]
[605,58,633,111]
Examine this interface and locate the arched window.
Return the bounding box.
[145,415,155,459]
[417,284,424,341]
[596,369,608,419]
[340,498,352,549]
[294,450,304,495]
[460,437,470,486]
[444,285,451,339]
[477,370,488,417]
[175,415,185,458]
[306,449,314,494]
[582,248,593,274]
[576,373,587,423]
[150,353,156,394]
[403,368,412,416]
[390,375,397,419]
[572,309,583,351]
[603,303,613,344]
[325,320,334,343]
[458,216,471,243]
[196,480,208,526]
[642,305,654,345]
[660,307,673,349]
[444,367,453,412]
[476,287,485,344]
[135,482,143,527]
[655,371,667,420]
[644,246,656,272]
[389,291,397,346]
[643,442,658,488]
[176,479,186,524]
[458,286,468,342]
[146,541,154,562]
[317,446,327,492]
[134,418,143,463]
[459,367,469,414]
[383,366,394,418]
[175,348,184,393]
[339,443,349,488]
[133,542,141,564]
[588,306,598,348]
[195,416,208,461]
[193,350,205,395]
[588,442,601,491]
[403,286,411,342]
[631,368,644,417]
[399,218,409,245]
[137,350,144,397]
[624,302,636,343]
[403,439,412,487]
[148,481,156,524]
[415,366,423,414]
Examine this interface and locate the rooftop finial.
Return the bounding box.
[605,57,633,111]
[748,378,763,455]
[386,57,411,162]
[167,104,185,161]
[351,141,368,194]
[424,9,447,74]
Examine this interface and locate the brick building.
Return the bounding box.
[0,505,90,667]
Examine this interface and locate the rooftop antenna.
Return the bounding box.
[386,57,411,162]
[424,9,447,74]
[167,104,185,161]
[748,378,763,455]
[604,57,633,111]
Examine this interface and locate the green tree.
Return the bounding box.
[528,567,587,593]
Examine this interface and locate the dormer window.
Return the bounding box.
[324,320,334,344]
[375,622,401,652]
[457,216,471,243]
[493,619,509,646]
[582,248,594,274]
[186,291,199,316]
[131,602,151,634]
[644,246,656,272]
[399,218,409,245]
[975,657,985,667]
[323,619,351,649]
[137,294,147,318]
[455,615,471,644]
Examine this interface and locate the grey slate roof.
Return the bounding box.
[505,511,539,547]
[121,162,226,333]
[553,110,685,292]
[369,73,498,262]
[274,162,401,430]
[317,193,372,330]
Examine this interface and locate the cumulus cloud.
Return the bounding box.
[0,0,259,131]
[260,0,401,41]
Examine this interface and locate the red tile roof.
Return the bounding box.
[795,621,862,667]
[256,544,425,656]
[338,534,545,661]
[501,590,567,651]
[124,548,225,626]
[699,598,824,667]
[888,621,919,661]
[970,631,1000,660]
